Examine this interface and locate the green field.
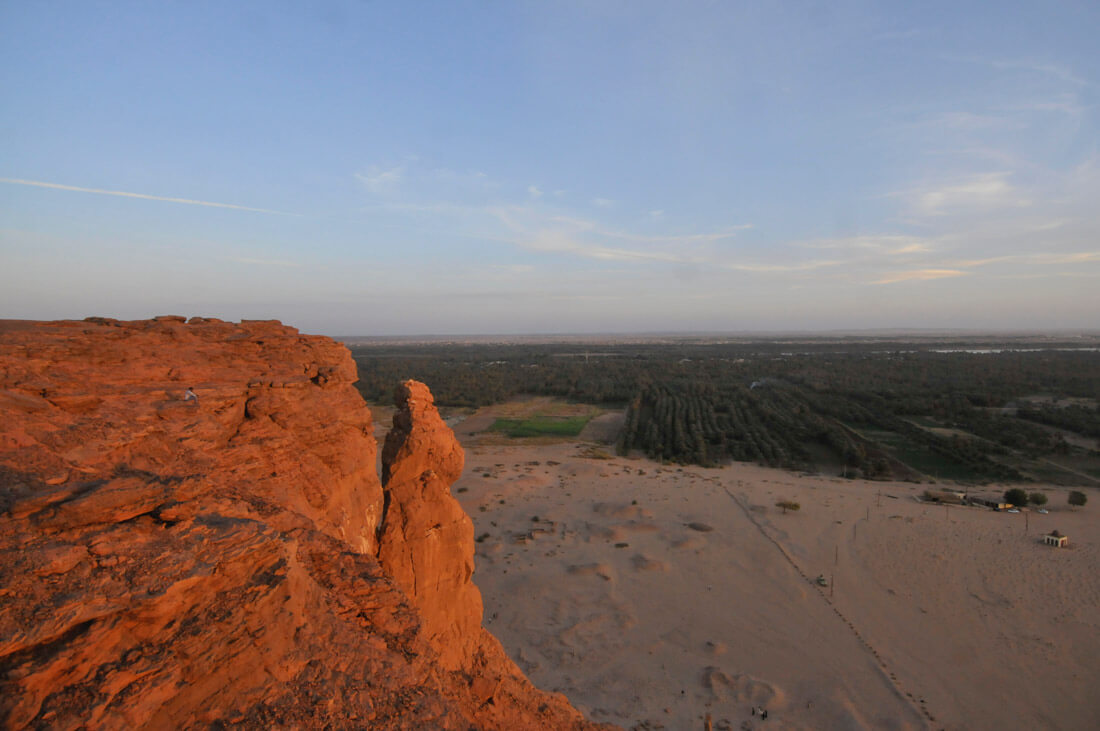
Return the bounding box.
[489,415,592,438]
[855,427,987,482]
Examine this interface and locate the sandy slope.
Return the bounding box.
[443,415,1098,731]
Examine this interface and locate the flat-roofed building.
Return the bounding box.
[1043,530,1068,548]
[968,495,1012,511]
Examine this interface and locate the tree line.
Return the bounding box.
[349,340,1100,483]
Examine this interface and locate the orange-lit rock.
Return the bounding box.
[378,380,480,671]
[0,318,611,730]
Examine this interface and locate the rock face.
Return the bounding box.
[378,381,480,671]
[0,318,610,730]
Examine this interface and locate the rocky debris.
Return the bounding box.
[0,318,611,730]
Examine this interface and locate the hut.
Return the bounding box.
[968,494,1012,511]
[924,489,966,505]
[1043,530,1068,548]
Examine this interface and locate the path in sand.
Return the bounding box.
[454,441,931,730]
[722,485,931,726]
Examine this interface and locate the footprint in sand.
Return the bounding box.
[631,553,669,572]
[670,535,707,550]
[613,520,661,534]
[567,562,615,582]
[701,667,785,709]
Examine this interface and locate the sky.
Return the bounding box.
[2,1,1098,335]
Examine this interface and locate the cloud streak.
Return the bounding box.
[797,235,934,255]
[355,166,403,193]
[897,172,1028,216]
[0,178,297,215]
[875,269,967,285]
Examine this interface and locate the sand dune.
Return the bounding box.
[452,434,1099,730]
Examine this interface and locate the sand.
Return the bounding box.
[436,407,1100,731]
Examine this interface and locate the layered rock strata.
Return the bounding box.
[0,317,608,730]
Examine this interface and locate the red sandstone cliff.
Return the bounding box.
[0,317,611,730]
[378,381,480,672]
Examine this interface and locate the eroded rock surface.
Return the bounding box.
[379,380,481,671]
[0,318,610,730]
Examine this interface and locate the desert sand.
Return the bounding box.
[388,401,1100,731]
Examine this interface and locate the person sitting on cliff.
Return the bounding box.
[183,387,198,403]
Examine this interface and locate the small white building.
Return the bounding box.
[1043,530,1068,548]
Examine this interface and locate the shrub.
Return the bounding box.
[1003,488,1028,507]
[1068,490,1088,509]
[1028,491,1047,507]
[776,500,801,514]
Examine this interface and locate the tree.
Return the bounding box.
[1003,488,1028,507]
[1068,490,1088,509]
[1028,491,1048,507]
[776,500,800,514]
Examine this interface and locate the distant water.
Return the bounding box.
[929,348,1100,354]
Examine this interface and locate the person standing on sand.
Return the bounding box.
[183,387,198,403]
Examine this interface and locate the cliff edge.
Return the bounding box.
[0,317,611,730]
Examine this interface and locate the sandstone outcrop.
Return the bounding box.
[0,318,610,730]
[378,381,480,671]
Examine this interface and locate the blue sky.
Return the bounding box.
[2,1,1098,334]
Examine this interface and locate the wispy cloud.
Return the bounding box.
[948,255,1017,268]
[1005,96,1085,117]
[0,177,296,215]
[798,235,934,255]
[725,259,841,274]
[489,206,753,262]
[431,167,489,184]
[893,172,1028,216]
[600,225,752,244]
[874,268,967,284]
[987,58,1092,88]
[944,55,1093,88]
[1037,251,1100,264]
[925,111,1016,131]
[349,159,844,281]
[355,165,403,193]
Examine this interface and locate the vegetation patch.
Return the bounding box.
[489,415,592,438]
[351,339,1100,483]
[857,427,988,482]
